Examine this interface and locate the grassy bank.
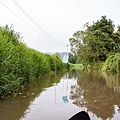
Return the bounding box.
[0,25,69,97]
[82,53,120,74]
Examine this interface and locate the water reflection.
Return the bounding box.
[0,70,120,120]
[0,73,63,120]
[70,70,120,120]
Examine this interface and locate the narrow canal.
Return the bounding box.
[0,69,120,120]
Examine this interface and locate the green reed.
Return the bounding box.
[0,25,68,97]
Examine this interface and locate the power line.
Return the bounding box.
[0,0,65,47]
[0,1,47,39]
[13,0,65,46]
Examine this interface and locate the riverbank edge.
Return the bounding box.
[82,53,120,75]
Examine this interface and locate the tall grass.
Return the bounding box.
[0,25,68,97]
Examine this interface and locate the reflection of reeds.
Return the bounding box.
[0,25,67,97]
[102,72,120,88]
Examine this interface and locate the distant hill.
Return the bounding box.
[46,52,68,60]
[58,52,67,59]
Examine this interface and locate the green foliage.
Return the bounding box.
[84,16,115,62]
[69,16,120,68]
[0,25,67,97]
[69,30,84,54]
[45,54,55,71]
[68,53,77,64]
[102,53,120,73]
[71,64,84,70]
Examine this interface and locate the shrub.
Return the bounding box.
[102,53,120,73]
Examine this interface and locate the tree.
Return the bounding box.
[68,53,77,64]
[112,25,120,52]
[69,30,85,55]
[69,16,120,66]
[84,16,116,61]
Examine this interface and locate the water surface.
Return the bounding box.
[0,70,120,120]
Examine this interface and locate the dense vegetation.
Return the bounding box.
[0,25,69,97]
[102,53,120,73]
[69,16,120,72]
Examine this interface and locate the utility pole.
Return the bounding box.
[66,43,69,63]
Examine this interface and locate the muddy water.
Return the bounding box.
[0,70,120,120]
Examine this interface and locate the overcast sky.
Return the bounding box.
[0,0,120,53]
